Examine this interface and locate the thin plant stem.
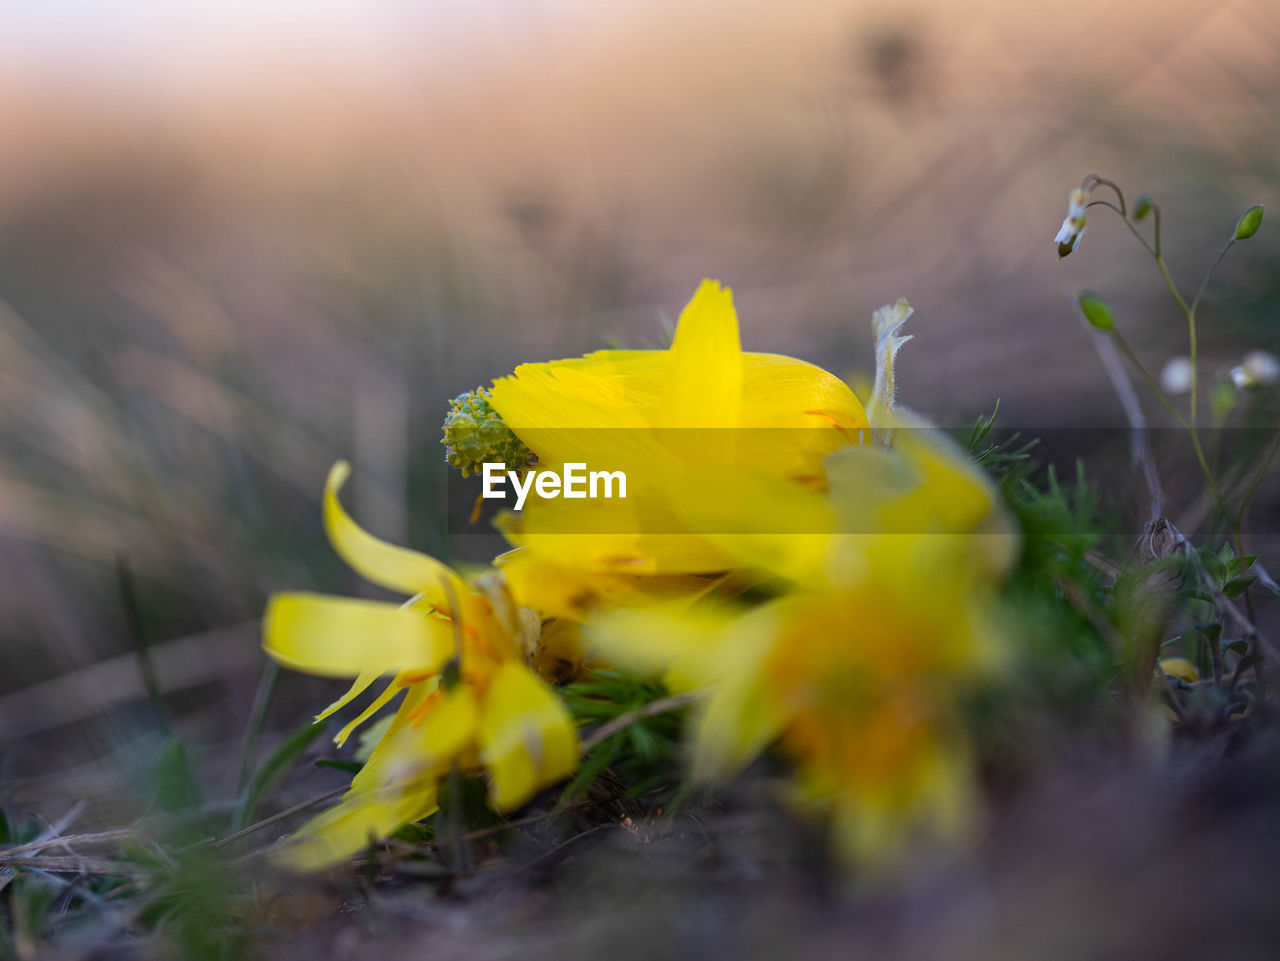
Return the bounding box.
[1234,428,1280,536]
[578,692,700,754]
[1190,237,1237,317]
[438,576,471,875]
[1109,330,1224,516]
[213,786,346,849]
[1086,186,1201,421]
[116,559,169,735]
[1088,185,1243,516]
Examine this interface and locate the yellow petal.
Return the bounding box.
[263,593,456,678]
[1159,657,1200,684]
[477,662,578,811]
[274,788,437,872]
[334,674,406,747]
[661,280,742,425]
[495,515,733,577]
[382,685,480,783]
[586,605,736,690]
[314,669,381,724]
[738,353,867,432]
[496,546,727,621]
[823,419,1019,579]
[354,715,395,762]
[490,360,660,432]
[352,680,439,794]
[324,461,468,608]
[687,606,789,781]
[492,348,863,435]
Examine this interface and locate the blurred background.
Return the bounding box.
[1,0,1277,828]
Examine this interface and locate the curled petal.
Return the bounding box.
[324,461,469,609]
[314,669,381,725]
[334,674,407,748]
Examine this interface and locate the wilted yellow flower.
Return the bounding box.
[261,462,577,870]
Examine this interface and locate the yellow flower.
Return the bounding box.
[261,462,578,870]
[593,533,1006,866]
[479,280,869,613]
[588,424,1017,865]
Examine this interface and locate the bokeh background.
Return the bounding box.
[1,0,1277,846]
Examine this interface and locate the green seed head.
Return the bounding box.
[1234,205,1264,241]
[441,388,534,477]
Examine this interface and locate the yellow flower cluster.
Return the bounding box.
[262,463,577,869]
[262,279,1018,869]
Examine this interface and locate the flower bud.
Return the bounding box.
[441,387,535,477]
[1133,194,1153,221]
[1241,350,1280,387]
[1055,187,1091,259]
[1159,356,1193,395]
[1077,291,1114,331]
[1211,379,1237,422]
[1234,205,1263,241]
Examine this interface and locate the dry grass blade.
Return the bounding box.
[214,786,347,850]
[578,693,699,754]
[0,855,149,878]
[0,828,139,860]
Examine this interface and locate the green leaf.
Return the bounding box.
[1234,205,1263,240]
[628,722,660,761]
[1198,622,1223,643]
[233,720,330,831]
[153,737,202,815]
[1230,555,1258,578]
[1223,576,1257,599]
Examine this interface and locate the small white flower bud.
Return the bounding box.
[1159,357,1194,395]
[1066,187,1090,221]
[1055,186,1091,258]
[1242,350,1280,386]
[1231,366,1249,389]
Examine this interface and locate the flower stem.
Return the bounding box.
[1109,329,1223,512]
[1094,192,1233,517]
[1149,252,1198,425]
[1234,427,1280,533]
